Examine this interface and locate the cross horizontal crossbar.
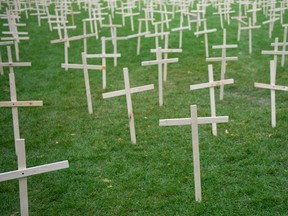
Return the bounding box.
[206,57,238,62]
[190,79,234,90]
[262,50,288,55]
[0,62,31,67]
[0,101,43,107]
[212,44,238,49]
[141,58,178,66]
[103,84,154,99]
[159,116,229,126]
[150,48,182,53]
[85,54,121,58]
[0,161,69,182]
[194,28,217,36]
[254,83,288,91]
[61,63,105,70]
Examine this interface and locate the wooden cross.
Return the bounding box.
[231,15,247,41]
[190,64,234,136]
[159,105,229,202]
[102,16,125,67]
[254,60,288,128]
[0,41,14,75]
[84,36,122,89]
[127,18,153,55]
[142,47,178,106]
[150,34,182,81]
[102,68,154,144]
[271,24,288,67]
[262,17,279,39]
[206,29,238,100]
[59,52,105,114]
[145,23,169,49]
[262,37,288,73]
[194,18,217,57]
[171,12,190,48]
[240,18,261,54]
[0,139,69,216]
[247,2,261,25]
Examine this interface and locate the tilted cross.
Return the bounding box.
[102,68,154,144]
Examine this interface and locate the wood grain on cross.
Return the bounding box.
[254,60,288,128]
[0,139,69,216]
[160,105,229,202]
[102,68,154,144]
[190,64,234,135]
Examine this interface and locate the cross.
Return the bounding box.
[0,41,14,75]
[171,12,190,48]
[127,18,153,55]
[84,36,121,89]
[262,37,288,73]
[142,47,178,106]
[262,17,280,39]
[240,17,261,54]
[102,67,154,144]
[271,24,288,67]
[159,105,229,202]
[231,15,247,41]
[59,52,105,114]
[145,23,169,49]
[206,29,238,100]
[190,64,234,136]
[102,16,125,67]
[254,60,288,128]
[150,34,182,81]
[0,46,39,148]
[194,18,217,57]
[0,139,69,216]
[247,1,261,25]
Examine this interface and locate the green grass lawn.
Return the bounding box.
[1,1,288,215]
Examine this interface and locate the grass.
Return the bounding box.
[1,1,288,215]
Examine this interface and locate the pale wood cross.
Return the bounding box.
[127,18,153,55]
[190,64,234,135]
[171,12,190,48]
[59,52,105,114]
[159,105,229,202]
[247,1,261,25]
[102,67,154,144]
[271,24,288,67]
[262,37,288,73]
[240,17,261,54]
[150,34,182,81]
[0,41,14,75]
[194,18,217,57]
[142,47,178,106]
[231,15,247,41]
[145,23,169,49]
[0,46,40,148]
[0,139,69,216]
[1,8,29,61]
[206,29,238,100]
[102,16,125,67]
[254,60,288,128]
